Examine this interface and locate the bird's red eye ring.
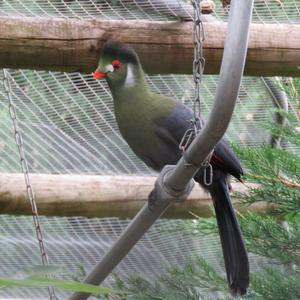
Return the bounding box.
[112,60,121,70]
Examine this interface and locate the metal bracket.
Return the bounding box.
[148,165,195,209]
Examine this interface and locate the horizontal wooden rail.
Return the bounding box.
[0,173,272,218]
[0,16,299,76]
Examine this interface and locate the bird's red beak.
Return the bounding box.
[93,70,106,80]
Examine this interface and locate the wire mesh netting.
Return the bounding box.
[0,71,292,175]
[0,0,299,23]
[0,70,297,299]
[0,0,299,299]
[0,216,269,299]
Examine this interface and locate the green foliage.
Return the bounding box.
[264,109,300,147]
[175,213,300,267]
[232,105,300,217]
[240,214,300,265]
[233,145,300,216]
[113,257,228,300]
[0,265,111,297]
[11,265,62,279]
[250,267,300,300]
[0,276,110,296]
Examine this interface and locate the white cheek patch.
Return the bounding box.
[124,63,136,88]
[105,64,114,73]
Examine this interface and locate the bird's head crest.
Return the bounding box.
[93,40,139,82]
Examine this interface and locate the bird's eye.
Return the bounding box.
[112,60,121,70]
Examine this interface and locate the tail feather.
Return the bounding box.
[209,180,249,296]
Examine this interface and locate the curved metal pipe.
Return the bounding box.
[261,77,289,148]
[166,0,254,190]
[69,1,254,299]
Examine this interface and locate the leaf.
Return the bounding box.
[0,276,111,296]
[12,265,62,279]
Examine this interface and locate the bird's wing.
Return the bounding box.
[155,101,243,180]
[155,101,193,144]
[212,140,244,181]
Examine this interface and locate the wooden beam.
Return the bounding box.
[0,173,273,218]
[0,16,299,76]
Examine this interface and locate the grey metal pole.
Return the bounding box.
[261,77,289,148]
[69,1,254,299]
[69,165,194,300]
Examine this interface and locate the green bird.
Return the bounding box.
[93,40,249,296]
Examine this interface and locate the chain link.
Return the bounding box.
[2,69,57,300]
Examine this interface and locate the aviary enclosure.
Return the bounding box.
[0,0,299,299]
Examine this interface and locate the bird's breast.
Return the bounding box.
[115,101,160,150]
[114,98,178,171]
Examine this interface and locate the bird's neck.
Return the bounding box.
[107,63,149,102]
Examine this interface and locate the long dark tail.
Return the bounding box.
[209,179,249,296]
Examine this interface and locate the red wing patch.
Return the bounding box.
[211,153,223,164]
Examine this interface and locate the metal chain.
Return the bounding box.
[192,0,205,122]
[179,1,213,185]
[179,0,205,153]
[2,69,57,300]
